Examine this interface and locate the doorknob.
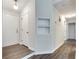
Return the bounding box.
[16,29,18,33]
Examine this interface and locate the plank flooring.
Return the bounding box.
[28,40,76,59]
[3,44,33,59]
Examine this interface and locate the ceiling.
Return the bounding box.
[3,0,76,16]
[3,0,30,13]
[53,0,76,16]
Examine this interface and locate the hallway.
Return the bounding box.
[2,0,76,59]
[28,40,76,59]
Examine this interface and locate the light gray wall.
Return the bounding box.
[35,0,54,52]
[68,23,76,39]
[66,17,76,39]
[35,0,64,52]
[66,17,76,23]
[51,7,64,50]
[2,0,65,53]
[20,0,36,50]
[35,0,52,17]
[2,10,19,47]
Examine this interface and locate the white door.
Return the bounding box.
[68,23,76,39]
[21,14,29,46]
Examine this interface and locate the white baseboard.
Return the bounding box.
[51,42,64,53]
[22,42,64,59]
[21,53,35,59]
[19,42,35,51]
[2,40,19,47]
[34,42,64,55]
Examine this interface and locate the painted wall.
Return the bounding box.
[35,0,64,52]
[66,17,76,23]
[68,23,76,39]
[51,7,64,51]
[66,16,76,39]
[20,0,36,50]
[35,0,54,52]
[3,0,65,54]
[12,0,65,53]
[2,9,19,47]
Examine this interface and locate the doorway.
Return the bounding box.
[68,23,76,40]
[20,14,29,47]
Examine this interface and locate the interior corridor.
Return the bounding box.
[28,40,76,59]
[2,0,76,59]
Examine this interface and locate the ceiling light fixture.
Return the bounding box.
[14,0,18,10]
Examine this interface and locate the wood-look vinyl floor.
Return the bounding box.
[3,44,33,59]
[28,40,76,59]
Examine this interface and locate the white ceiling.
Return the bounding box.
[53,0,76,16]
[3,0,76,16]
[3,0,30,13]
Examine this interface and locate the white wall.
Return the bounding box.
[35,0,64,52]
[35,0,54,52]
[2,9,19,47]
[66,17,76,23]
[68,23,76,39]
[20,0,64,53]
[35,0,52,17]
[3,0,65,54]
[51,7,64,51]
[20,0,36,50]
[66,16,76,39]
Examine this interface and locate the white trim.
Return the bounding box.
[34,42,64,55]
[3,40,19,47]
[22,42,64,59]
[28,46,35,51]
[18,42,35,51]
[34,51,52,55]
[21,52,35,59]
[51,42,64,52]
